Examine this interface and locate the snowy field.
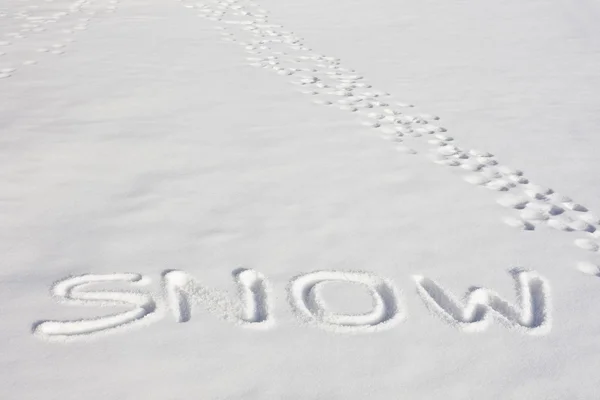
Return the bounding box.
[2,0,600,398]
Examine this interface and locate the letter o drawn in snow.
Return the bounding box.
[288,270,404,333]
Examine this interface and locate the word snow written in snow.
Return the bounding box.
[33,268,551,341]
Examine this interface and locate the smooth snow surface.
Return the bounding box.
[2,0,600,398]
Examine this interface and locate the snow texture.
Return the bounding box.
[2,0,600,398]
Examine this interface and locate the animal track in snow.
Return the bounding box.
[178,0,600,275]
[0,0,120,79]
[577,261,600,276]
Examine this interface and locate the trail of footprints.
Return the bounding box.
[179,0,600,277]
[0,0,121,78]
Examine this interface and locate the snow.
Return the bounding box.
[2,0,600,398]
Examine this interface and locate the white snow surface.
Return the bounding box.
[2,0,600,398]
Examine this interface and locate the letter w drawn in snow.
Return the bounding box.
[413,269,551,335]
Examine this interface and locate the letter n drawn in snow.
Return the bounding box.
[163,269,273,328]
[413,269,551,335]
